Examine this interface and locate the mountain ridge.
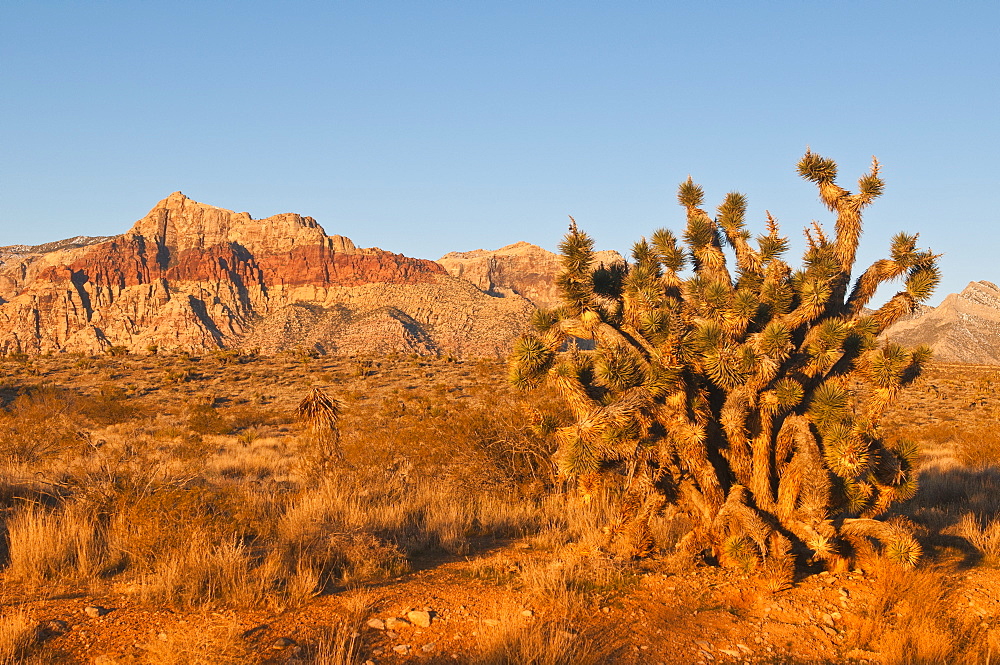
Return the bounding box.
[0,194,532,357]
[883,280,1000,365]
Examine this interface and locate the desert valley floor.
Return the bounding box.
[2,353,1000,664]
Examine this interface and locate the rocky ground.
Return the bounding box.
[10,534,1000,664]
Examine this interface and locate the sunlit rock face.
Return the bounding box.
[438,241,624,310]
[0,193,533,357]
[883,281,1000,365]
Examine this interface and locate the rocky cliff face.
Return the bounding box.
[0,194,533,357]
[883,281,1000,364]
[437,241,623,310]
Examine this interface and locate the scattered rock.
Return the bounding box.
[272,637,297,649]
[386,617,412,630]
[521,610,534,617]
[83,605,107,618]
[421,643,436,652]
[393,644,411,654]
[482,619,501,627]
[366,618,386,630]
[406,610,433,628]
[38,619,69,636]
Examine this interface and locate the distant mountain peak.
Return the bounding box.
[438,242,623,310]
[884,280,1000,364]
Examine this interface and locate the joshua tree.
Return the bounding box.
[510,151,939,580]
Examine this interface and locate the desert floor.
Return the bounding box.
[1,354,999,664]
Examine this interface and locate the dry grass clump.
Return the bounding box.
[849,561,996,665]
[299,591,375,665]
[4,503,110,586]
[473,617,625,665]
[955,513,1000,565]
[0,608,37,664]
[142,618,254,665]
[305,623,363,665]
[516,546,637,616]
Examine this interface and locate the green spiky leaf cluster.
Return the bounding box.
[510,152,938,574]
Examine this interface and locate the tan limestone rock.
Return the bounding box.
[883,281,1000,364]
[437,241,623,310]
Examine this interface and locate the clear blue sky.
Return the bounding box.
[2,1,997,303]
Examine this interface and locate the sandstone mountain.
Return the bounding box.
[0,193,534,357]
[883,280,1000,364]
[437,241,623,310]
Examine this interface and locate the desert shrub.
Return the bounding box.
[0,387,83,463]
[187,403,233,435]
[954,424,1000,469]
[76,383,147,426]
[338,384,566,496]
[227,404,292,430]
[511,152,938,574]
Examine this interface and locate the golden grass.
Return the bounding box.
[4,503,109,586]
[473,616,626,665]
[142,617,253,665]
[0,608,36,664]
[847,560,998,665]
[306,623,363,665]
[0,355,567,611]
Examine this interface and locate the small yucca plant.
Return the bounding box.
[298,387,343,465]
[511,151,938,577]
